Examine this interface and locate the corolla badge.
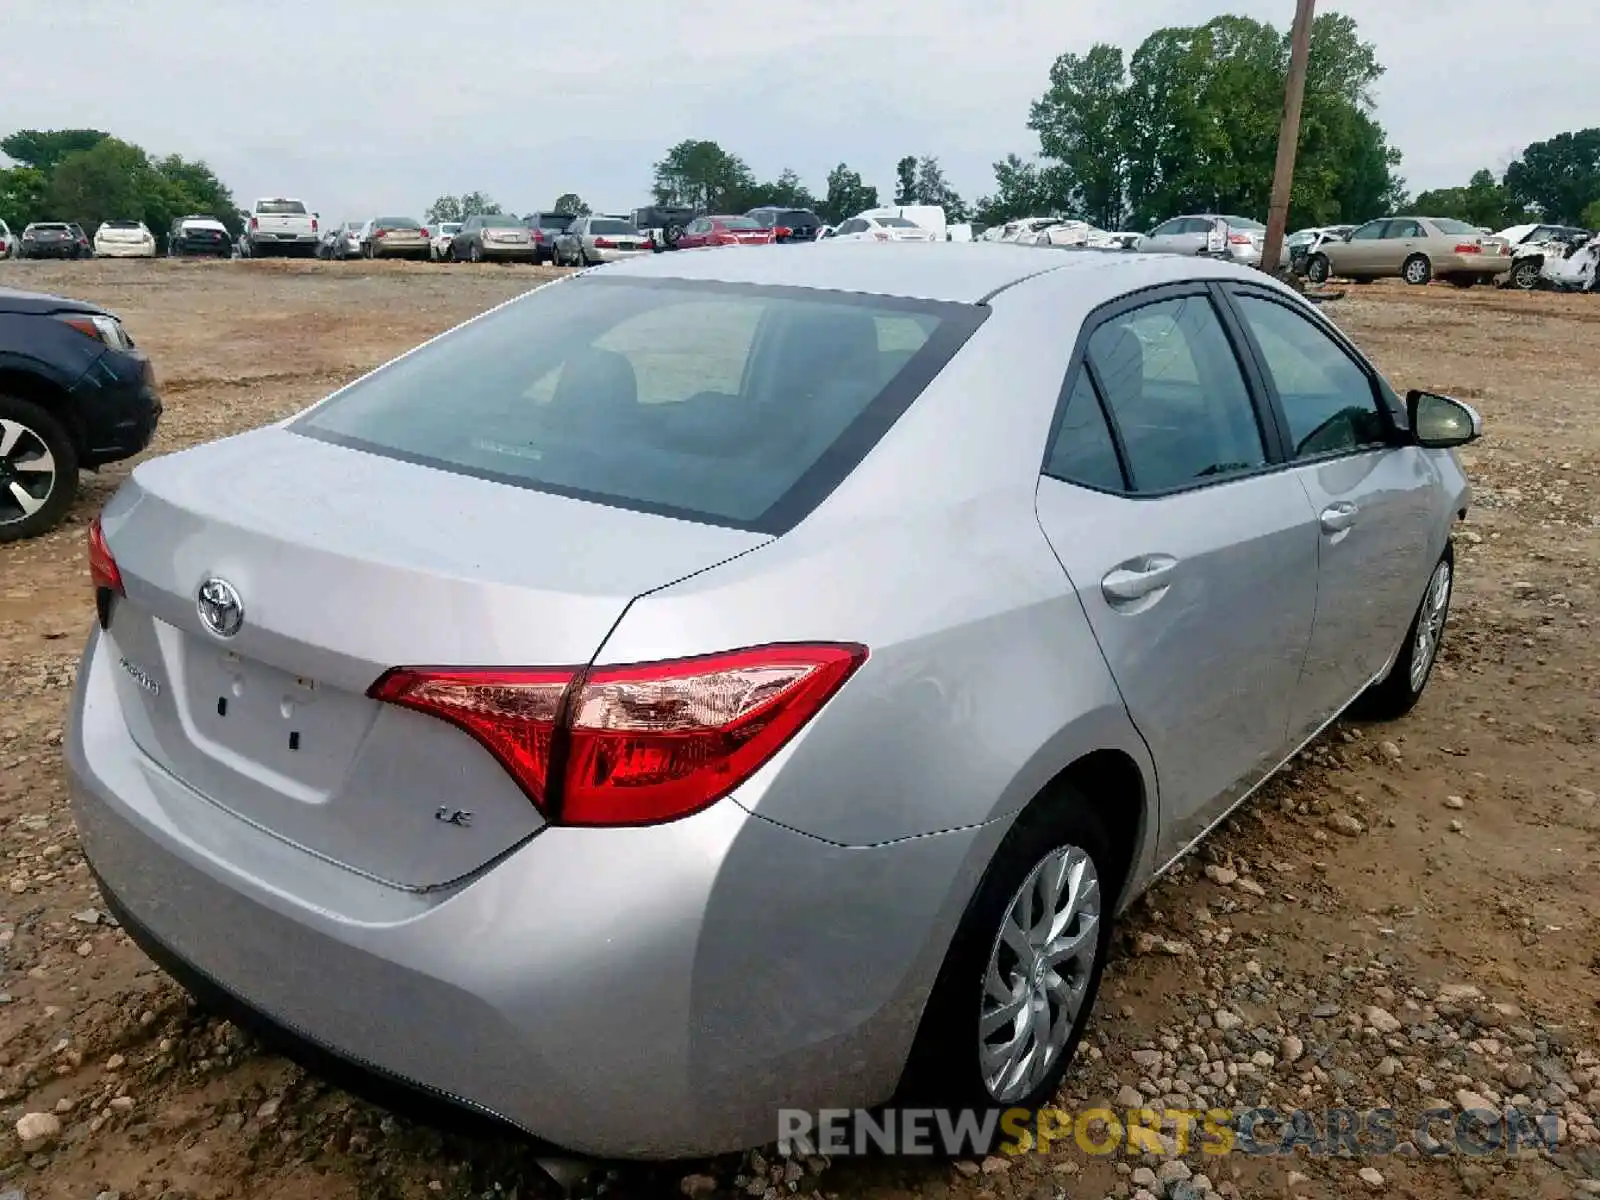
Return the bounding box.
[196,577,245,639]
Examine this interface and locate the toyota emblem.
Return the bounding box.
[196,577,245,639]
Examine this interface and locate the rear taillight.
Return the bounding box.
[88,516,123,594]
[1455,242,1482,254]
[419,227,429,239]
[873,231,890,241]
[248,216,258,231]
[1229,232,1252,245]
[311,217,318,233]
[593,237,615,248]
[375,228,388,238]
[774,225,792,240]
[88,515,123,628]
[369,643,867,827]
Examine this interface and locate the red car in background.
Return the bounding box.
[674,215,774,249]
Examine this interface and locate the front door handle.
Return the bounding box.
[1320,502,1359,533]
[1102,555,1179,603]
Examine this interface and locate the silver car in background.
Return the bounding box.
[1138,213,1287,268]
[69,244,1478,1158]
[551,215,652,266]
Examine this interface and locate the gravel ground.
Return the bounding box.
[0,258,1596,1200]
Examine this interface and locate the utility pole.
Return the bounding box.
[1260,0,1316,277]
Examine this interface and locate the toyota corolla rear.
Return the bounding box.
[65,265,1043,1156]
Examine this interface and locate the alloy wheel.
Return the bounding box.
[1513,261,1540,290]
[0,418,57,527]
[979,843,1101,1104]
[1409,560,1452,693]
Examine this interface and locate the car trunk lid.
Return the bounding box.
[97,426,767,889]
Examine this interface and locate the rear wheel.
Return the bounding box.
[0,395,79,543]
[469,242,482,263]
[1351,546,1454,721]
[1306,254,1331,284]
[1511,258,1541,290]
[1403,254,1432,285]
[900,787,1113,1115]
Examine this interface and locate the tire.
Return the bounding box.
[1306,254,1331,285]
[663,222,684,249]
[579,246,591,267]
[1511,259,1541,291]
[899,787,1115,1117]
[1350,545,1454,721]
[1402,254,1432,286]
[0,394,80,543]
[469,242,482,263]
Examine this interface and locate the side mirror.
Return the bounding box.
[1408,390,1482,449]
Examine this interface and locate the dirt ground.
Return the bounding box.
[0,258,1596,1200]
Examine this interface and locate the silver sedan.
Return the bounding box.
[552,215,653,266]
[68,244,1478,1158]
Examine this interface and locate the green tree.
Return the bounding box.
[1414,169,1522,229]
[0,166,49,231]
[150,153,240,234]
[819,163,878,224]
[741,168,817,211]
[1583,199,1600,230]
[47,139,157,233]
[425,192,502,223]
[1017,13,1402,233]
[973,154,1069,228]
[651,140,755,211]
[909,156,967,220]
[1504,129,1600,225]
[1028,43,1128,229]
[551,192,590,215]
[1,129,109,171]
[893,156,917,205]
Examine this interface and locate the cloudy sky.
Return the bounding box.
[8,0,1594,222]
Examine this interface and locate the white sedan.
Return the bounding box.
[93,220,157,258]
[822,215,937,243]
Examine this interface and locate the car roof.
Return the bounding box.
[591,241,1271,304]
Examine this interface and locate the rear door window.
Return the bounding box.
[1044,373,1126,492]
[1086,295,1267,492]
[295,278,986,532]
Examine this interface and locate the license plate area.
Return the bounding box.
[183,636,375,796]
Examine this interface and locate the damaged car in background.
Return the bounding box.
[1503,228,1600,293]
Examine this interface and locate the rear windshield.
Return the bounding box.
[782,211,819,225]
[589,218,637,235]
[877,217,918,228]
[482,215,523,228]
[377,217,421,228]
[102,220,142,229]
[294,277,985,532]
[439,223,462,234]
[1222,216,1265,231]
[536,213,574,229]
[716,216,762,230]
[30,225,69,232]
[257,200,307,215]
[1430,217,1481,236]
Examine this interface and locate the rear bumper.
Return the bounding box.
[369,242,430,258]
[73,349,161,466]
[1436,252,1511,276]
[21,242,77,258]
[477,242,536,259]
[588,247,652,262]
[65,626,989,1158]
[95,242,157,258]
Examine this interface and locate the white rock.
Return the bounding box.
[1157,1159,1193,1183]
[1281,1035,1305,1063]
[16,1110,62,1150]
[1213,1009,1243,1032]
[1358,1166,1384,1189]
[1365,1006,1403,1034]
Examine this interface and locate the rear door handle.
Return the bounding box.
[1320,502,1359,533]
[1102,555,1179,603]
